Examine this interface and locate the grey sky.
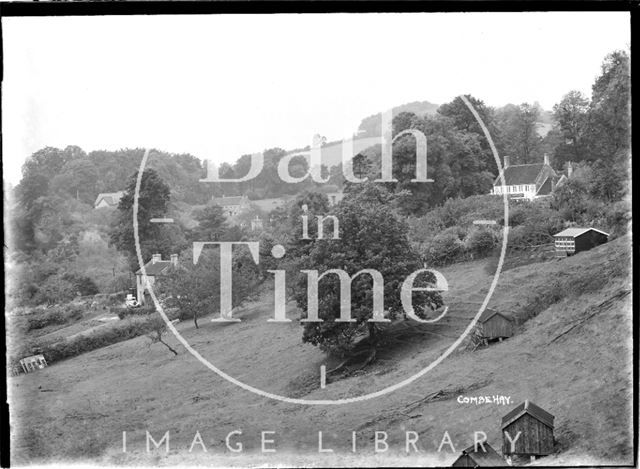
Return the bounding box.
[2,12,630,185]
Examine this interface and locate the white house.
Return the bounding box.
[212,195,250,218]
[94,191,125,209]
[135,253,178,304]
[491,154,566,200]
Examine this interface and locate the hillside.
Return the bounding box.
[357,100,440,138]
[8,235,632,466]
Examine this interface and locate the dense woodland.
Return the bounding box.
[7,50,630,355]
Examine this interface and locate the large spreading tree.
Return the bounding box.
[292,183,444,361]
[109,169,186,270]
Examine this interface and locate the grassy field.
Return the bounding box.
[8,236,632,466]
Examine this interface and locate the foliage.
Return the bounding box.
[113,305,156,320]
[32,275,78,305]
[465,228,498,257]
[292,183,443,356]
[156,246,261,328]
[423,231,466,266]
[109,169,187,271]
[191,204,229,241]
[13,316,162,366]
[587,50,630,161]
[494,102,543,164]
[25,305,84,331]
[552,90,590,166]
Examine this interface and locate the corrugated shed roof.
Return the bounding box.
[501,400,555,429]
[493,164,545,186]
[459,442,508,466]
[135,260,172,276]
[554,227,610,238]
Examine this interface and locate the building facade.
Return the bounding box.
[491,154,564,201]
[135,253,179,304]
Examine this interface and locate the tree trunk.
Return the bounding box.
[160,339,178,356]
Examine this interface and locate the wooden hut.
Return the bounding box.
[554,227,609,257]
[478,310,514,343]
[19,354,48,374]
[452,442,507,467]
[501,400,555,460]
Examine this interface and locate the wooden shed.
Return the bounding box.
[501,400,555,460]
[554,227,609,257]
[478,310,514,343]
[452,442,508,467]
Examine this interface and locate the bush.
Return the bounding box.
[32,275,77,305]
[27,309,65,330]
[113,305,155,320]
[465,228,498,258]
[507,225,554,250]
[424,232,466,266]
[25,304,85,331]
[62,273,100,296]
[13,315,161,366]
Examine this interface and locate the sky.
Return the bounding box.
[2,12,630,185]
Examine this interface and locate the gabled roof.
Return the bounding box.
[457,442,508,466]
[493,164,546,186]
[555,174,569,189]
[554,227,610,238]
[94,191,124,207]
[535,176,555,196]
[135,260,172,276]
[479,309,514,323]
[501,400,555,430]
[213,196,247,206]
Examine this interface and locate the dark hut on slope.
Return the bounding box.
[502,400,555,460]
[452,442,507,467]
[477,309,515,343]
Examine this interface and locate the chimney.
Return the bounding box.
[504,155,510,168]
[567,162,573,178]
[152,253,162,264]
[543,153,550,166]
[170,254,178,267]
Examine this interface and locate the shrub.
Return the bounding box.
[32,275,77,305]
[12,316,161,366]
[424,232,466,266]
[27,309,65,331]
[25,304,85,331]
[62,273,100,296]
[465,228,498,257]
[113,305,155,320]
[507,225,554,250]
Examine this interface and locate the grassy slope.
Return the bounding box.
[9,236,632,466]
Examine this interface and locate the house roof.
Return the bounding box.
[501,400,555,430]
[457,442,508,466]
[479,309,514,323]
[555,174,569,189]
[493,164,546,186]
[535,176,555,196]
[135,260,172,276]
[554,227,610,238]
[94,191,124,207]
[251,197,290,212]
